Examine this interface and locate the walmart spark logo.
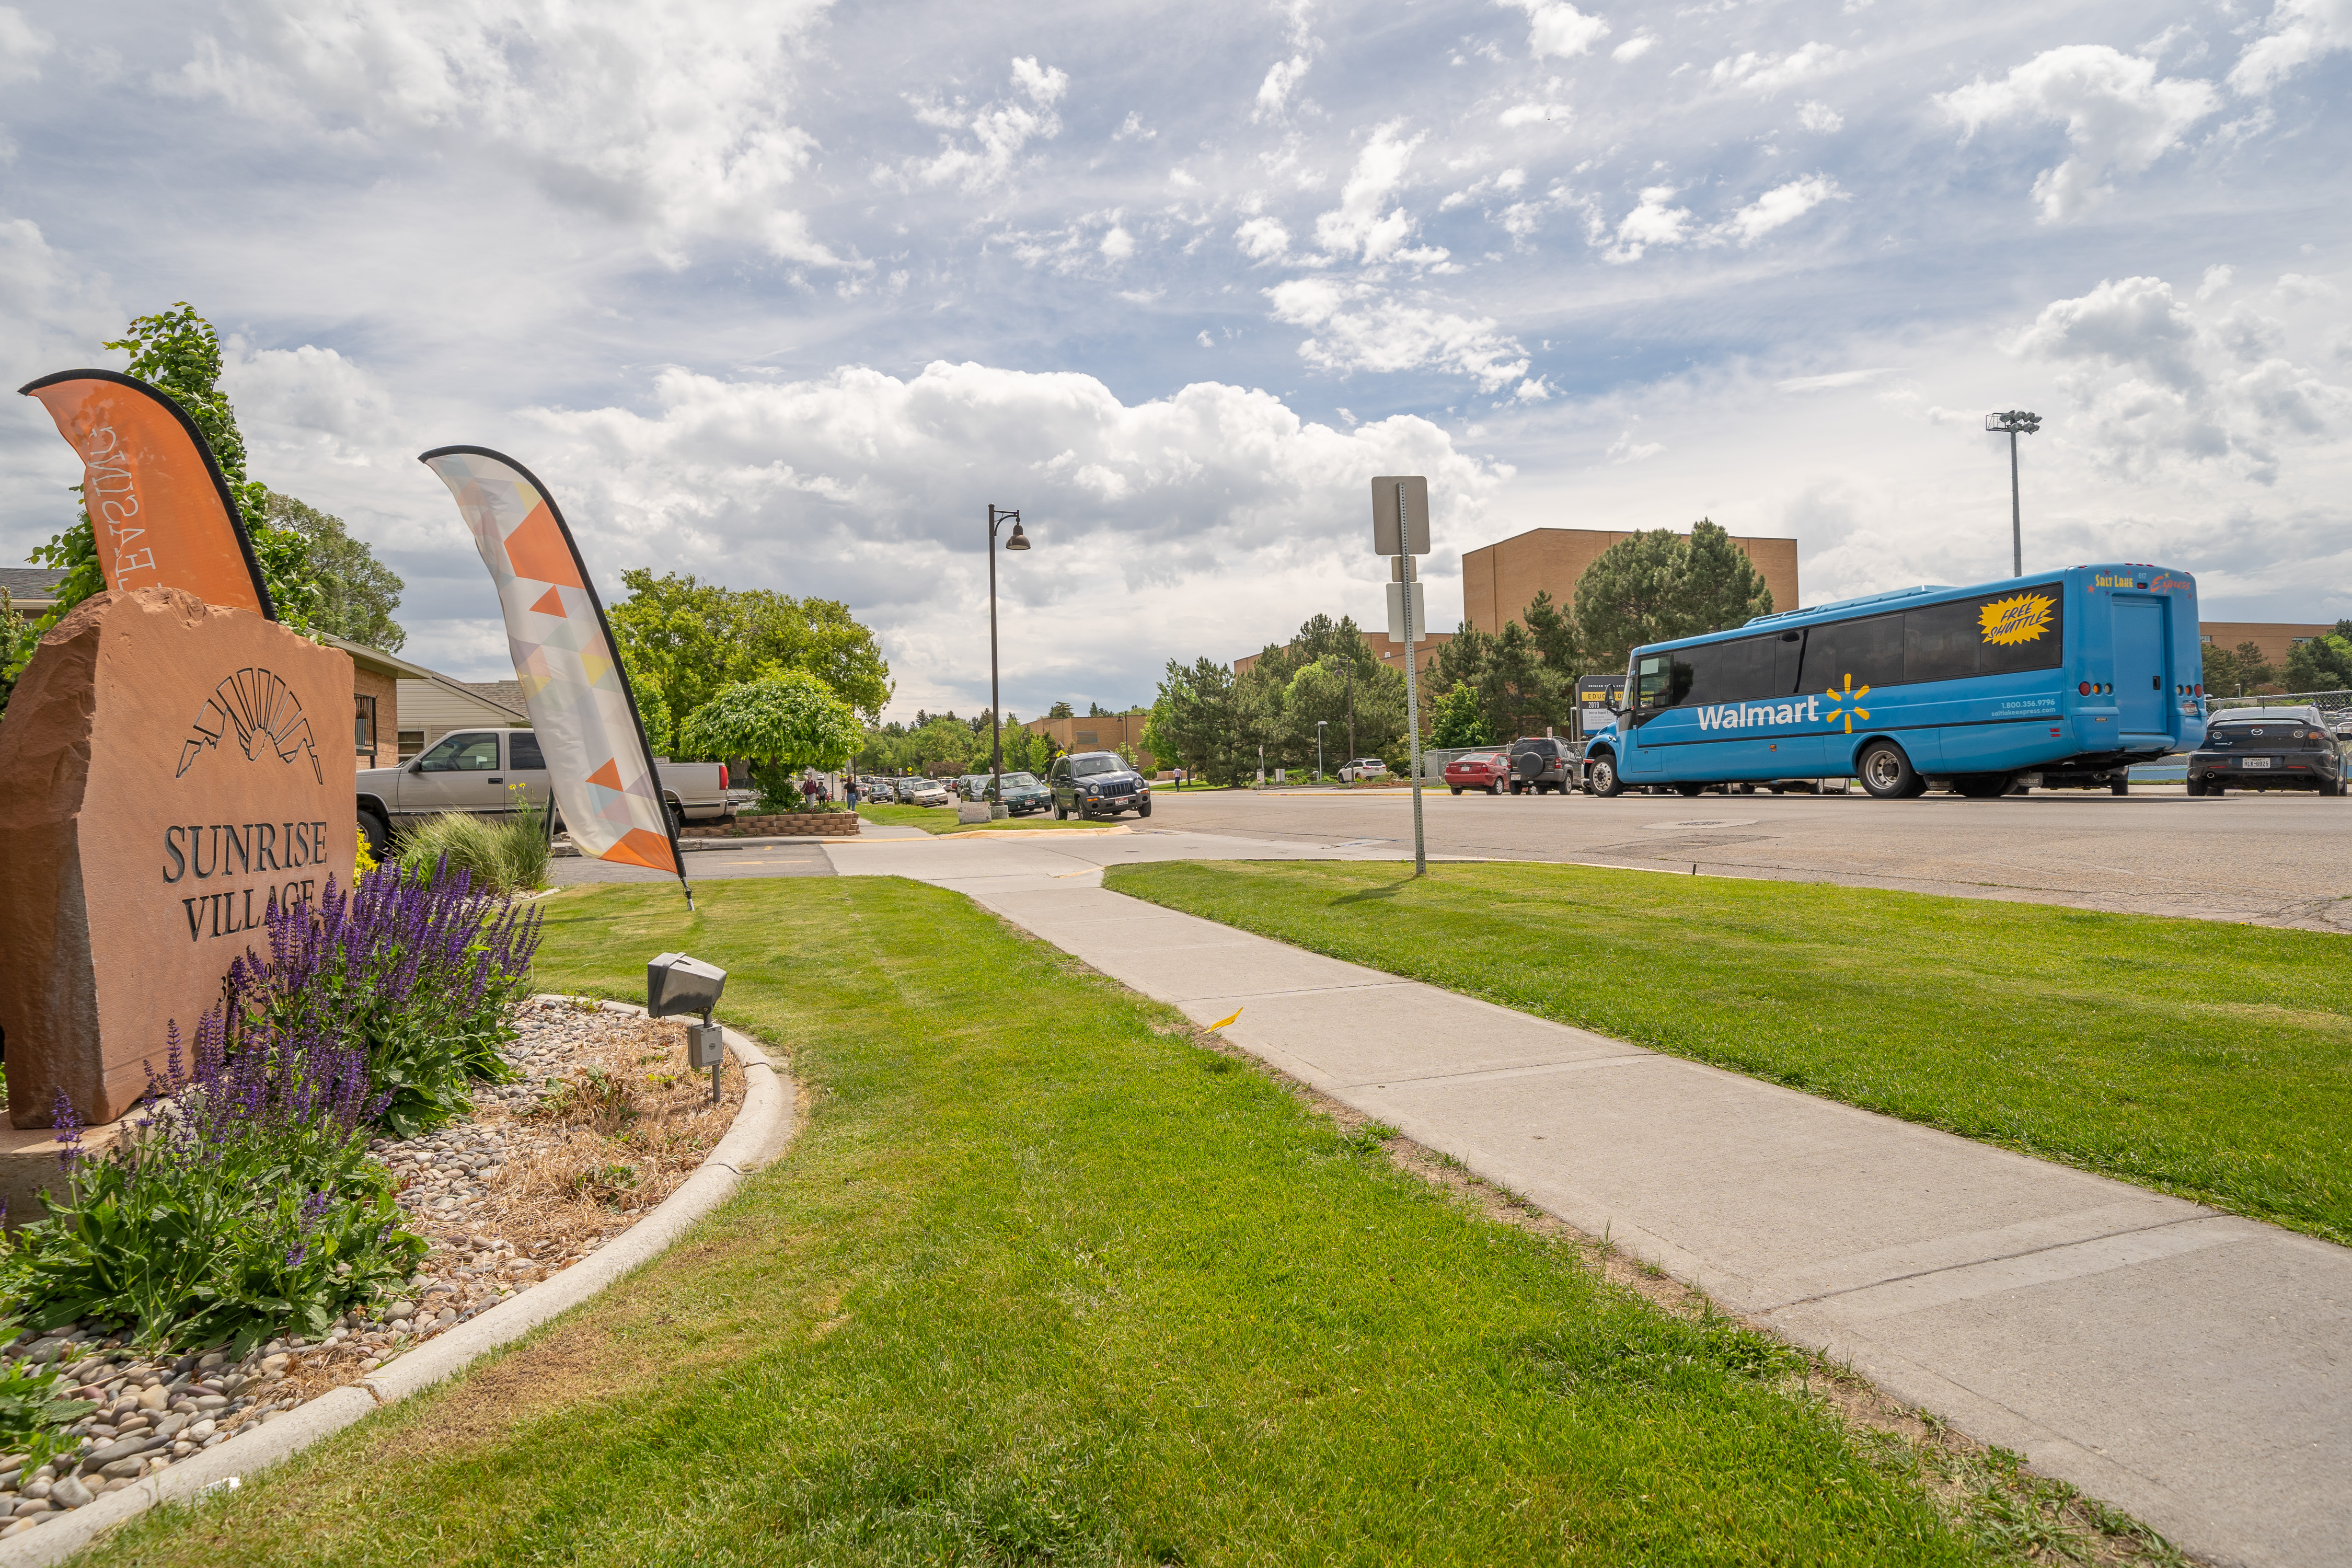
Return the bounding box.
[1824,674,1870,734]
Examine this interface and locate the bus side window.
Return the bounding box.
[1801,613,1903,694]
[1775,631,1804,694]
[1635,653,1670,709]
[1667,644,1712,707]
[1716,635,1781,702]
[1905,601,1979,685]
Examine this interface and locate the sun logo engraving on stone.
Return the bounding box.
[178,666,322,783]
[1978,592,2054,646]
[1824,674,1870,735]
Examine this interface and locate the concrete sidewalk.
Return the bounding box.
[825,831,2351,1568]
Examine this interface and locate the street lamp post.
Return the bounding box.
[1317,720,1328,783]
[987,504,1031,818]
[1985,411,2040,578]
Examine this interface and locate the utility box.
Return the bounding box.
[686,1021,726,1070]
[648,952,727,1021]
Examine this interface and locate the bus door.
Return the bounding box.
[2112,597,2171,738]
[1623,651,1682,775]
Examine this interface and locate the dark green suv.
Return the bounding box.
[1050,752,1152,820]
[983,770,1053,815]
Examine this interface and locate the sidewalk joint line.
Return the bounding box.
[1761,1213,2226,1310]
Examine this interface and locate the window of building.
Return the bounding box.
[398,730,425,762]
[354,694,378,757]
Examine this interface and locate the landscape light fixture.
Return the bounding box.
[987,505,1031,820]
[1985,410,2041,578]
[648,951,728,1102]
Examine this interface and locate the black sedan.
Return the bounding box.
[2186,710,2349,796]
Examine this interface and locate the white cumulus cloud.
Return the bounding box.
[907,55,1071,194]
[2229,0,2352,94]
[1495,0,1608,60]
[1598,186,1692,263]
[1266,279,1531,390]
[1313,122,1426,262]
[1235,216,1290,261]
[1712,42,1843,94]
[1720,175,1849,245]
[1940,45,2220,223]
[169,0,837,266]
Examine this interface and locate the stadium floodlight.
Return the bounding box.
[1985,411,2041,577]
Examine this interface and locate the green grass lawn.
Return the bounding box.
[856,802,1113,833]
[1105,861,2352,1246]
[100,877,2004,1566]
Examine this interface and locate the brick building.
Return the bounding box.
[1460,526,1801,638]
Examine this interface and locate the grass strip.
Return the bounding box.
[855,802,1110,834]
[1104,860,2352,1246]
[100,877,1990,1566]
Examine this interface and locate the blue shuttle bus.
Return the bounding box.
[1583,564,2207,799]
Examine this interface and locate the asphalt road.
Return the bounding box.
[546,785,2352,931]
[1139,784,2352,931]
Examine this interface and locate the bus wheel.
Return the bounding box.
[1588,754,1625,798]
[1674,781,1706,798]
[2111,778,2130,796]
[1858,742,1922,799]
[1953,775,2007,799]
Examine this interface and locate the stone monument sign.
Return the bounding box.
[0,587,356,1127]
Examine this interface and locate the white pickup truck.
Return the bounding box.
[355,727,732,857]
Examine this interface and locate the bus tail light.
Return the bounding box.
[2078,681,2091,696]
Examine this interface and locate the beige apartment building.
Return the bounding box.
[1024,712,1157,771]
[2198,621,2336,671]
[1460,526,1801,640]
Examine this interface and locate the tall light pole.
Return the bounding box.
[1317,719,1328,783]
[1985,410,2040,578]
[987,504,1031,818]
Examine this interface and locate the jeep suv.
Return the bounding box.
[1050,751,1152,820]
[1508,736,1578,794]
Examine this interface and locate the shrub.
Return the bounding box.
[396,810,552,895]
[220,864,540,1138]
[3,1024,424,1354]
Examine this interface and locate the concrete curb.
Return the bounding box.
[0,1001,794,1567]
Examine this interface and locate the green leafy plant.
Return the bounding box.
[0,1350,95,1471]
[678,667,862,812]
[395,806,548,896]
[5,1035,424,1354]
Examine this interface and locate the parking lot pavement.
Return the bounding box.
[548,841,838,885]
[851,837,2352,1568]
[1137,786,2352,931]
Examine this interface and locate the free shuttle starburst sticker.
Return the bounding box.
[1824,674,1870,734]
[1978,592,2055,645]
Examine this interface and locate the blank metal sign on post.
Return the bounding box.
[1371,475,1429,556]
[1386,580,1424,644]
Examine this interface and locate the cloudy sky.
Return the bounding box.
[3,0,2346,718]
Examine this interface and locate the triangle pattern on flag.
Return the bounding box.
[530,585,566,616]
[587,757,624,790]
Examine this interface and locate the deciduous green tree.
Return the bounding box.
[678,668,862,810]
[1431,683,1492,747]
[263,490,406,650]
[610,571,892,752]
[2283,623,2352,693]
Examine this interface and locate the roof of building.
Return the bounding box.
[463,678,527,716]
[1,567,69,598]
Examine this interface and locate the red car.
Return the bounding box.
[1444,752,1511,794]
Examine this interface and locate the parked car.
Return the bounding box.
[356,729,731,859]
[1049,751,1152,820]
[903,777,953,808]
[2185,707,2350,796]
[982,770,1053,815]
[1508,736,1579,794]
[1444,752,1511,794]
[955,774,991,800]
[1336,757,1388,782]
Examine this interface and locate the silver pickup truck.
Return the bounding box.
[355,727,732,857]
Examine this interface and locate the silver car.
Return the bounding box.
[904,778,952,808]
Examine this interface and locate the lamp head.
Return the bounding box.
[1985,410,2042,434]
[1005,522,1031,551]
